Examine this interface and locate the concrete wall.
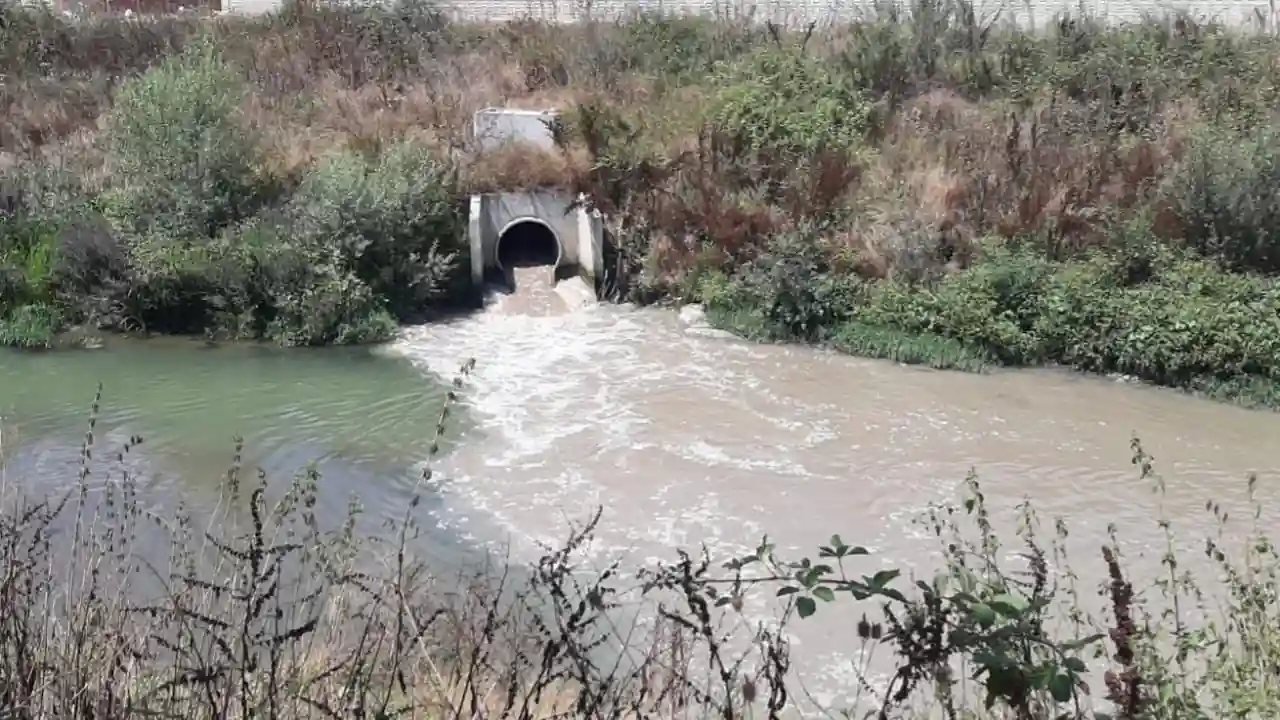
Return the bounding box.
[474,109,559,151]
[224,0,1280,28]
[477,192,582,270]
[440,0,1277,26]
[469,191,605,289]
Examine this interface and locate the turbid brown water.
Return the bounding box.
[392,270,1280,710]
[3,269,1278,711]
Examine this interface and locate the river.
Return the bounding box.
[3,270,1279,712]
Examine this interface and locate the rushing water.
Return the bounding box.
[3,268,1279,710]
[390,268,1280,709]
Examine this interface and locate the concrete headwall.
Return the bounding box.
[475,192,581,269]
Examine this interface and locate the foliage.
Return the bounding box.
[609,12,765,83]
[709,45,872,156]
[828,321,995,371]
[287,143,465,319]
[1164,124,1280,274]
[851,244,1054,366]
[0,302,61,348]
[661,475,1104,718]
[693,232,1280,408]
[701,228,863,341]
[103,40,269,240]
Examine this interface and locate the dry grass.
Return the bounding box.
[6,0,1280,293]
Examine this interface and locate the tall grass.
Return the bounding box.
[2,363,1279,718]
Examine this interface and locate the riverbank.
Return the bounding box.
[6,2,1280,404]
[697,241,1280,409]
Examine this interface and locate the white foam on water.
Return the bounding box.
[388,282,1280,712]
[387,292,962,709]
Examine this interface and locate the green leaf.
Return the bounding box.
[870,569,900,588]
[1048,673,1074,703]
[1064,657,1088,674]
[989,592,1028,617]
[813,586,835,602]
[796,596,817,619]
[776,586,800,597]
[1062,633,1105,651]
[970,602,997,628]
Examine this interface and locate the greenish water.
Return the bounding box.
[0,336,476,558]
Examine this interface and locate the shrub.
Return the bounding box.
[1033,249,1280,390]
[120,235,236,334]
[265,265,399,347]
[1165,124,1280,274]
[46,214,129,324]
[608,12,763,83]
[103,40,267,240]
[0,303,62,349]
[287,142,465,319]
[709,46,872,156]
[852,245,1051,365]
[703,229,863,341]
[213,217,396,347]
[0,215,57,314]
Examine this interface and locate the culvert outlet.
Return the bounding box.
[495,219,563,271]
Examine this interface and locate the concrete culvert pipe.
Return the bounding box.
[495,219,563,271]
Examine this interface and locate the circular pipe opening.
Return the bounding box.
[495,219,562,271]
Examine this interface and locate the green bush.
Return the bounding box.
[265,265,398,347]
[703,229,863,341]
[0,303,62,349]
[1033,249,1280,389]
[826,240,1280,405]
[287,142,465,319]
[0,216,57,313]
[852,245,1052,365]
[609,13,763,83]
[1165,124,1280,274]
[103,40,268,240]
[215,218,397,347]
[709,46,872,156]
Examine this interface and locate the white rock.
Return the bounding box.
[554,276,597,311]
[678,304,707,326]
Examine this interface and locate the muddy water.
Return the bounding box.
[3,271,1277,710]
[392,272,1280,710]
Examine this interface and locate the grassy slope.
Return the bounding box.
[4,1,1280,407]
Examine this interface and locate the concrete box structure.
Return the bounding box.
[467,109,604,292]
[473,108,559,151]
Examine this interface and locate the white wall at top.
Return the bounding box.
[223,0,284,13]
[223,0,1280,29]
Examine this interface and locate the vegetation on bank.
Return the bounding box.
[4,375,1280,719]
[6,1,1280,404]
